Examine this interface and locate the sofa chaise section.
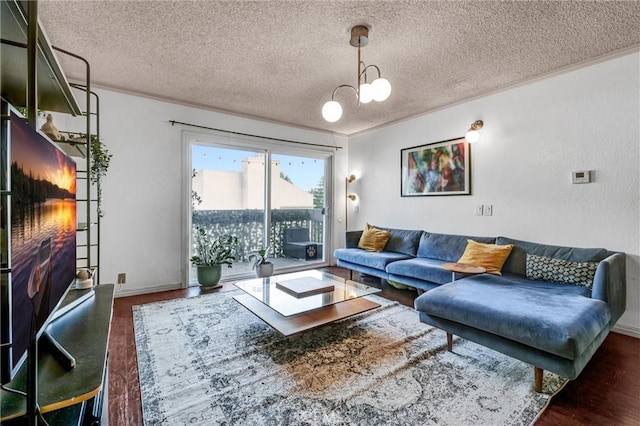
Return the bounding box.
[415,238,625,391]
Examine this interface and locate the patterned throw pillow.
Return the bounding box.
[526,253,599,288]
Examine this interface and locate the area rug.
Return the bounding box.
[133,291,567,425]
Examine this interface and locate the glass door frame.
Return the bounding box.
[181,130,334,288]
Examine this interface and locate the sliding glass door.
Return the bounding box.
[187,137,331,286]
[270,153,326,267]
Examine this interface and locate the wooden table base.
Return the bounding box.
[233,294,380,337]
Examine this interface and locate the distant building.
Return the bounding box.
[192,156,313,210]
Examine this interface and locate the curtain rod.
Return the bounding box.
[169,120,342,150]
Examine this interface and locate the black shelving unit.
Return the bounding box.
[1,1,108,424]
[1,0,101,283]
[55,87,102,284]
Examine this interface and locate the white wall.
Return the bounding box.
[51,90,348,297]
[348,53,640,336]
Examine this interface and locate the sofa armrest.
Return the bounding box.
[591,252,626,325]
[345,231,363,248]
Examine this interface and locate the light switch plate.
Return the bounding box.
[484,204,493,216]
[475,205,484,216]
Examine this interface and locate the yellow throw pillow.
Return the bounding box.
[457,239,514,275]
[358,224,391,252]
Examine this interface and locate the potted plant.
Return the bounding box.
[190,226,238,288]
[250,246,274,278]
[89,135,112,218]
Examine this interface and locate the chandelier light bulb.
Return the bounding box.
[371,77,392,102]
[359,83,374,103]
[322,100,343,122]
[465,130,480,143]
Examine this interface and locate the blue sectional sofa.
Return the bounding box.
[334,227,626,391]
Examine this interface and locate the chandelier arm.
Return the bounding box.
[361,64,382,79]
[331,84,358,101]
[359,61,368,83]
[357,43,362,101]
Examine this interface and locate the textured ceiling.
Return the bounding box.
[37,1,640,135]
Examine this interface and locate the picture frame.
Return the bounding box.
[401,137,470,196]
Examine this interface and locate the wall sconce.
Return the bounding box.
[345,174,357,231]
[465,120,484,143]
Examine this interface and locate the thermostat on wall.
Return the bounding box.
[571,170,591,184]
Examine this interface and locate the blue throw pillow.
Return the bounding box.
[373,225,423,256]
[526,254,599,288]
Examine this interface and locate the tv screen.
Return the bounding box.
[1,108,76,384]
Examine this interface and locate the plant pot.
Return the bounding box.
[196,264,223,288]
[256,262,274,278]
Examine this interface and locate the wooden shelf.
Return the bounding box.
[54,139,88,158]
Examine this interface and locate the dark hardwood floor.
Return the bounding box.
[108,267,640,426]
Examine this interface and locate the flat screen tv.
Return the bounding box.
[1,104,77,385]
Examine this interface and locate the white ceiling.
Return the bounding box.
[38,1,640,136]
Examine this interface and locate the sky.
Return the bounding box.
[192,145,324,192]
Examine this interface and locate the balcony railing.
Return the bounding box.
[192,209,324,261]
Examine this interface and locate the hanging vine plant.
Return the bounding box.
[89,135,112,217]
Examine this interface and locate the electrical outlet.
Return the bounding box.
[117,273,126,284]
[484,204,493,216]
[475,205,484,216]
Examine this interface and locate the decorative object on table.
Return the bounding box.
[134,292,567,425]
[75,268,94,289]
[275,276,335,298]
[401,137,470,196]
[249,246,273,278]
[321,25,392,123]
[40,114,66,141]
[190,226,238,288]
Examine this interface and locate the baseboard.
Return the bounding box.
[114,282,183,298]
[612,324,640,339]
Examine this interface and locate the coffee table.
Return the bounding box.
[233,270,381,336]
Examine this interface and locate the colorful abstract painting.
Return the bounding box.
[401,137,470,196]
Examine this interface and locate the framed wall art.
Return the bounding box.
[400,137,470,196]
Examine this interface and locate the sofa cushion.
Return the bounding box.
[415,274,610,360]
[417,232,496,261]
[458,240,514,275]
[526,254,599,288]
[386,257,455,285]
[497,236,609,276]
[358,224,391,252]
[334,248,411,271]
[372,225,423,256]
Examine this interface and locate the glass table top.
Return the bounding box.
[234,270,381,317]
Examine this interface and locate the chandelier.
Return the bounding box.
[322,25,392,123]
